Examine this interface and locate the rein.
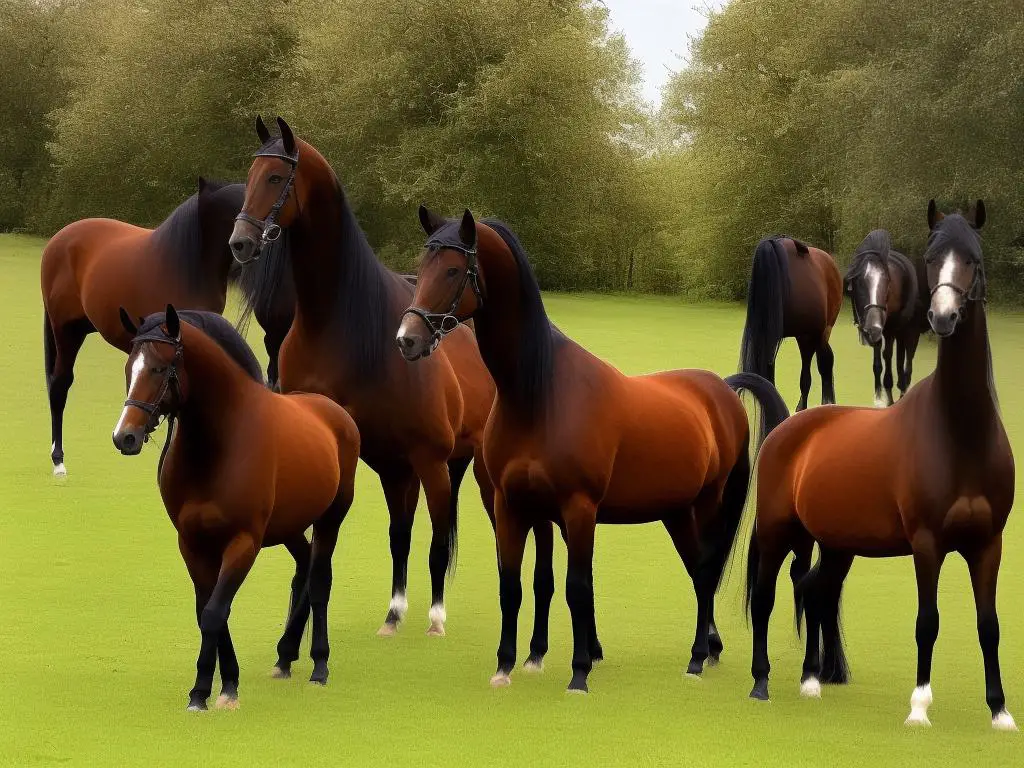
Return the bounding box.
[124,333,184,443]
[233,147,299,265]
[402,241,483,347]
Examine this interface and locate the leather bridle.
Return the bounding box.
[123,332,184,440]
[233,146,298,265]
[402,241,483,348]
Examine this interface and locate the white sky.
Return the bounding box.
[602,0,724,106]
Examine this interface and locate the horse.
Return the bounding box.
[41,178,295,477]
[111,306,359,711]
[739,236,842,411]
[395,207,789,693]
[745,200,1016,731]
[229,117,560,648]
[844,229,928,406]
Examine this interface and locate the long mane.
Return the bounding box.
[482,218,563,419]
[137,310,264,383]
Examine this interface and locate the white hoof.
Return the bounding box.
[53,463,67,478]
[490,672,511,688]
[800,677,822,698]
[427,604,446,636]
[685,672,702,681]
[905,684,933,727]
[270,666,290,679]
[522,659,544,674]
[426,622,446,637]
[376,623,398,637]
[905,710,932,727]
[873,397,886,409]
[215,694,239,710]
[186,704,206,713]
[992,711,1017,731]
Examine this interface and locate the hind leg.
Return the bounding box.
[46,316,92,476]
[377,467,419,636]
[796,336,816,412]
[414,454,458,636]
[308,493,352,685]
[872,343,884,407]
[799,548,853,696]
[881,334,895,406]
[816,339,836,405]
[663,511,710,676]
[273,534,312,677]
[750,528,790,701]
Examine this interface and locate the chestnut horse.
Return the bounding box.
[746,201,1016,731]
[41,178,294,476]
[844,229,927,406]
[396,208,789,693]
[739,236,842,410]
[111,306,359,710]
[229,117,560,646]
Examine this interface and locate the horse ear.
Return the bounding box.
[255,115,271,145]
[972,199,986,230]
[119,307,137,336]
[165,304,181,341]
[419,204,445,236]
[459,209,477,247]
[277,117,296,156]
[927,199,944,231]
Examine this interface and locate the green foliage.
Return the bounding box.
[662,0,1024,300]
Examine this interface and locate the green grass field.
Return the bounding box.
[3,232,1024,766]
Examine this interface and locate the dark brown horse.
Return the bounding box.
[844,229,928,406]
[41,178,294,476]
[746,201,1016,731]
[396,208,788,693]
[228,117,559,648]
[740,236,842,410]
[111,307,359,710]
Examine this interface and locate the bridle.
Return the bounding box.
[233,145,299,265]
[402,240,484,348]
[847,252,888,330]
[927,254,985,318]
[124,332,184,441]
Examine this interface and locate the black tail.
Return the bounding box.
[43,311,56,385]
[233,231,296,337]
[445,455,472,579]
[739,238,790,382]
[796,562,851,684]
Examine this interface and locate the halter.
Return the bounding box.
[233,145,299,265]
[402,240,483,347]
[124,332,184,440]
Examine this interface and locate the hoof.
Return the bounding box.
[490,672,512,688]
[904,711,931,727]
[186,700,208,712]
[215,694,239,710]
[377,622,399,638]
[992,711,1018,731]
[800,677,822,698]
[522,657,544,674]
[309,676,328,687]
[749,679,770,701]
[426,623,446,637]
[53,463,67,478]
[685,659,704,677]
[874,397,886,409]
[567,679,589,695]
[706,653,721,667]
[310,661,329,686]
[270,665,291,679]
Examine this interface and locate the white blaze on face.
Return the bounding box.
[864,261,885,310]
[931,250,960,317]
[113,350,146,437]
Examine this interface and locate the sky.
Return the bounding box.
[602,0,723,107]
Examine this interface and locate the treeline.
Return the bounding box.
[4,0,1024,298]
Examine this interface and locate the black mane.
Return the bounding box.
[137,310,264,383]
[150,180,243,292]
[844,230,919,326]
[481,218,563,419]
[925,213,984,267]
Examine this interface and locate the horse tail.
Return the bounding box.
[821,593,851,684]
[739,238,791,382]
[43,311,57,384]
[444,455,474,579]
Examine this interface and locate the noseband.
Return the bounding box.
[233,146,299,265]
[124,333,184,439]
[929,260,985,316]
[402,241,483,347]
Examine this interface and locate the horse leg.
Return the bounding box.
[796,335,815,412]
[819,551,853,685]
[872,343,884,407]
[664,511,710,677]
[46,316,91,476]
[524,521,556,671]
[895,336,907,401]
[414,455,457,636]
[308,493,351,685]
[905,536,945,726]
[799,548,853,697]
[491,491,528,687]
[377,467,419,636]
[966,536,1016,730]
[899,332,920,399]
[881,334,895,406]
[563,494,598,693]
[816,338,836,405]
[749,527,790,701]
[273,534,312,678]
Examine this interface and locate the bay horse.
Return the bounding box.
[745,200,1016,731]
[739,236,842,410]
[396,207,789,693]
[111,306,359,710]
[41,178,295,477]
[229,117,559,647]
[844,229,927,406]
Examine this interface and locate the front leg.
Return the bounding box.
[881,334,895,406]
[377,467,419,636]
[562,494,599,693]
[413,454,459,636]
[905,534,944,727]
[492,491,528,687]
[872,343,884,407]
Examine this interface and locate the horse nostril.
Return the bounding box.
[400,336,415,349]
[231,240,245,252]
[122,433,136,449]
[927,309,935,323]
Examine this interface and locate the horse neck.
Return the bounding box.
[934,302,998,438]
[176,330,255,446]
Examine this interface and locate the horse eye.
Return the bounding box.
[268,174,283,185]
[446,267,459,278]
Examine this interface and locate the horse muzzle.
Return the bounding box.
[228,221,261,265]
[112,427,145,456]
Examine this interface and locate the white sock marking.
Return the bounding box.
[428,604,446,626]
[905,684,933,726]
[992,710,1017,731]
[388,593,408,620]
[800,677,822,698]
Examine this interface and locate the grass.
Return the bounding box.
[3,232,1024,766]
